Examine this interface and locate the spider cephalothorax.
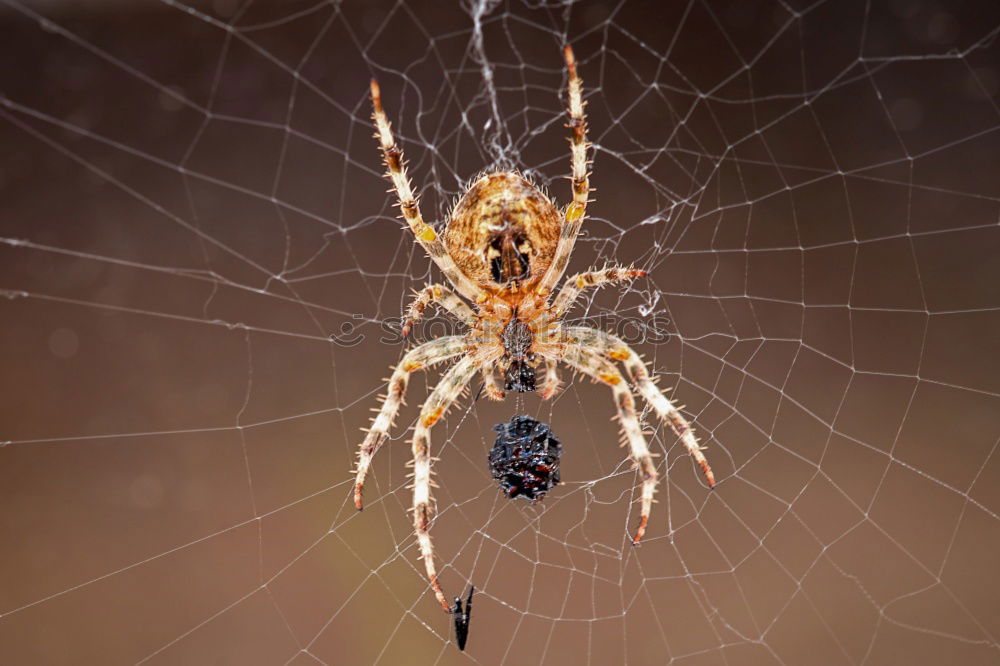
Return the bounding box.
[501,315,537,392]
[354,46,716,615]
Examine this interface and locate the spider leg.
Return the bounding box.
[479,364,505,401]
[370,80,485,301]
[537,45,591,295]
[541,344,658,544]
[550,265,647,320]
[412,355,480,611]
[354,336,468,511]
[539,358,562,400]
[402,283,476,338]
[562,326,715,487]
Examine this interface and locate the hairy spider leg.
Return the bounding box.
[563,326,715,487]
[402,283,476,338]
[539,357,562,399]
[538,45,591,295]
[412,356,480,611]
[370,80,485,302]
[543,345,659,544]
[550,265,647,321]
[479,364,506,401]
[354,336,468,511]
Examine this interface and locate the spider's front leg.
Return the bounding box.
[370,80,485,302]
[537,45,592,294]
[550,265,647,321]
[412,356,480,611]
[354,336,468,510]
[402,283,475,338]
[541,344,659,544]
[563,326,715,487]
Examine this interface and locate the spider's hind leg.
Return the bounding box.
[353,336,467,511]
[411,356,480,611]
[563,326,715,487]
[542,345,659,544]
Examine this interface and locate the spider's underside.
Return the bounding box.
[353,46,715,613]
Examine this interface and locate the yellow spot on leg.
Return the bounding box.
[609,348,631,361]
[565,202,585,223]
[402,361,423,372]
[598,372,621,385]
[421,406,444,427]
[416,224,437,242]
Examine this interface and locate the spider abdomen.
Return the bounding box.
[444,172,561,287]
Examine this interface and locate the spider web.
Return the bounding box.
[2,0,1000,664]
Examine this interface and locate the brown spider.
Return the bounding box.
[354,46,715,612]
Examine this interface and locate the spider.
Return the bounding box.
[354,46,715,613]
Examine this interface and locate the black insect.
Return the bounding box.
[452,585,474,651]
[489,415,562,500]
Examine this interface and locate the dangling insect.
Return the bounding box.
[451,585,474,651]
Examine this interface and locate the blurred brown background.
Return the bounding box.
[2,0,999,664]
